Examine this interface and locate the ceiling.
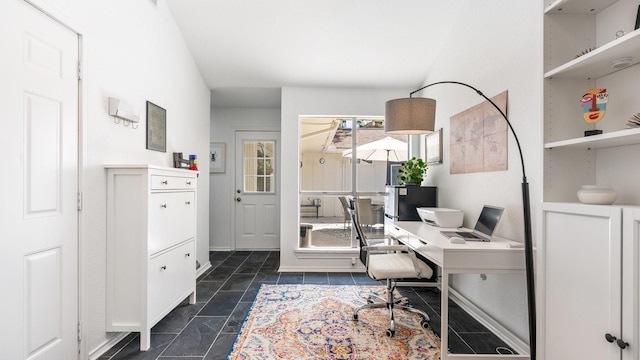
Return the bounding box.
[165,0,464,108]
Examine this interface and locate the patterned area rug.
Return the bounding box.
[228,284,441,359]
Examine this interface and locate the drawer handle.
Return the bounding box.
[185,253,190,258]
[161,180,168,185]
[185,201,191,205]
[186,181,192,185]
[160,265,167,271]
[160,204,167,208]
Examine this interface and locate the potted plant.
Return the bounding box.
[397,157,427,185]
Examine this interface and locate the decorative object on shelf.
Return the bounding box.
[396,157,427,186]
[146,101,166,152]
[425,128,443,165]
[611,57,633,69]
[384,81,536,359]
[577,185,617,205]
[626,113,640,128]
[581,88,608,136]
[574,46,597,58]
[209,142,226,173]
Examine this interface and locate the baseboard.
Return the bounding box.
[278,265,365,273]
[449,287,530,355]
[88,332,131,360]
[196,260,212,279]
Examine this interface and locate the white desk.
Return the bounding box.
[388,220,529,360]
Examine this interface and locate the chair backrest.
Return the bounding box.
[356,198,374,225]
[346,197,368,265]
[338,196,350,220]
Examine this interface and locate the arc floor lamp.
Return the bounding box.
[385,81,536,359]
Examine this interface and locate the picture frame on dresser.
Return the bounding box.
[210,142,226,173]
[146,101,166,152]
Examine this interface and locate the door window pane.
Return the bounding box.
[243,141,275,193]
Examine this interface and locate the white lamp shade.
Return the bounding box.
[385,97,436,134]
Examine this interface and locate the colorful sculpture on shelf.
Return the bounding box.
[580,88,608,136]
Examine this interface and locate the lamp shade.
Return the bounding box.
[385,97,436,134]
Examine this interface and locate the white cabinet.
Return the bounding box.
[542,2,640,356]
[540,202,639,360]
[105,165,197,351]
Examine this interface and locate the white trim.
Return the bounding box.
[449,287,530,356]
[294,248,359,258]
[88,332,130,360]
[279,265,366,273]
[196,261,212,279]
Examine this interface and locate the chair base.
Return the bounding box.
[353,279,430,337]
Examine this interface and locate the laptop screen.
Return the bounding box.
[474,205,504,237]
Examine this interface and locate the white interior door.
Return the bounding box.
[0,1,79,358]
[235,131,280,249]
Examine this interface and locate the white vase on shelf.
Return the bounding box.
[577,185,617,205]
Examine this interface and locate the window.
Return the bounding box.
[299,116,406,249]
[243,141,275,193]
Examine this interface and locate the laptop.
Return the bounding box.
[440,205,504,242]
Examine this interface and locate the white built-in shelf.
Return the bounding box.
[544,0,618,14]
[544,127,640,149]
[544,29,640,79]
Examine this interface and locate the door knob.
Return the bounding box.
[617,339,629,350]
[236,197,241,202]
[237,189,241,193]
[605,333,617,343]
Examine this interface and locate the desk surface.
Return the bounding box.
[389,221,526,272]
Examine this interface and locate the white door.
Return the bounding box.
[0,1,79,359]
[541,203,621,360]
[235,131,280,249]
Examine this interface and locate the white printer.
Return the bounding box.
[416,207,464,228]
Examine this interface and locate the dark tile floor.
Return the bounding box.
[99,251,515,359]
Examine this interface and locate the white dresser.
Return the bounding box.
[105,165,197,351]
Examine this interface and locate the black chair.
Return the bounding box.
[347,196,433,337]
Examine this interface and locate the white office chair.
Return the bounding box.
[347,197,433,337]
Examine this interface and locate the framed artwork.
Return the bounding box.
[425,128,443,165]
[210,142,226,173]
[146,101,166,152]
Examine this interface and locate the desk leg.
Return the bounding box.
[441,270,450,359]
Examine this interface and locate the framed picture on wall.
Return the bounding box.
[425,128,443,165]
[146,101,166,152]
[210,142,226,173]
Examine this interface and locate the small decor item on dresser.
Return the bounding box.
[397,157,427,185]
[577,185,617,205]
[580,88,608,136]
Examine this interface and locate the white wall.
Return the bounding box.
[419,0,543,344]
[209,107,281,250]
[29,0,211,357]
[280,87,409,270]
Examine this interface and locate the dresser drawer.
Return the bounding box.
[151,175,196,190]
[148,192,195,254]
[148,241,195,322]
